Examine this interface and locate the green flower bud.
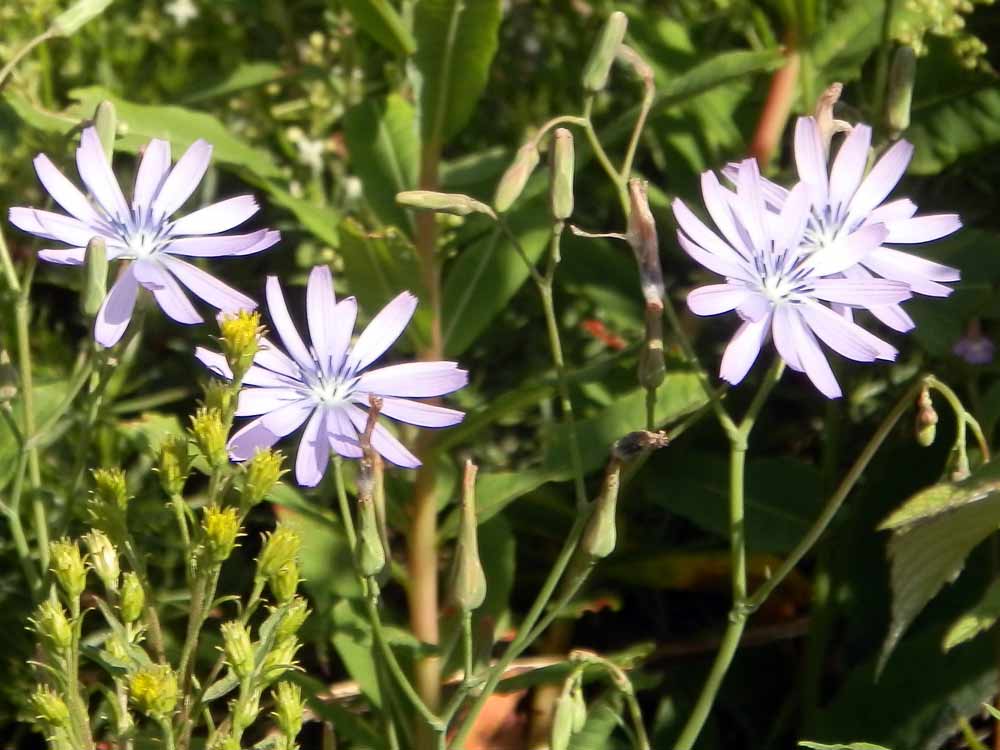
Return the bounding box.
[120,571,145,624]
[93,100,117,161]
[202,506,241,564]
[220,620,255,680]
[83,529,119,593]
[494,142,539,213]
[580,459,622,560]
[261,635,300,684]
[50,538,87,601]
[582,11,628,93]
[449,461,486,612]
[571,681,587,732]
[203,379,235,415]
[232,687,262,733]
[219,310,262,382]
[257,526,301,579]
[551,690,575,750]
[397,190,496,218]
[32,601,72,651]
[241,448,285,507]
[190,407,229,469]
[157,434,191,497]
[272,681,305,741]
[81,236,108,317]
[355,495,386,578]
[275,597,310,641]
[93,467,129,511]
[269,561,299,604]
[915,386,938,447]
[549,128,575,221]
[129,665,178,719]
[887,46,916,137]
[29,685,70,728]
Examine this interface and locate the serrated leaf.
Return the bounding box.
[343,0,416,56]
[343,94,418,231]
[799,743,892,750]
[413,0,502,146]
[943,578,1000,651]
[907,83,1000,175]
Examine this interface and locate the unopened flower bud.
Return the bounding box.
[219,310,261,382]
[449,461,486,612]
[93,467,129,511]
[886,46,916,137]
[915,387,938,447]
[202,505,241,563]
[83,529,119,593]
[550,128,575,221]
[30,685,70,728]
[121,571,145,623]
[269,561,299,604]
[275,597,310,641]
[190,407,228,468]
[221,620,255,680]
[261,635,300,684]
[82,236,108,317]
[571,680,587,731]
[626,179,664,307]
[32,600,72,651]
[494,142,539,213]
[272,681,305,741]
[203,380,235,415]
[257,526,301,579]
[232,688,262,732]
[582,11,628,93]
[551,689,575,750]
[397,190,496,219]
[356,494,386,578]
[580,459,622,560]
[50,538,87,601]
[129,665,178,719]
[242,448,285,507]
[93,100,117,161]
[157,434,190,497]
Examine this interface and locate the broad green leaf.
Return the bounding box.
[343,94,418,231]
[943,578,1000,651]
[330,599,381,708]
[182,61,285,103]
[0,380,70,492]
[799,743,892,750]
[3,91,78,133]
[412,0,503,146]
[879,457,1000,531]
[343,0,416,56]
[809,1,883,79]
[907,82,1000,175]
[569,689,624,750]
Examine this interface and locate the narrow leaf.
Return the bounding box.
[343,0,416,56]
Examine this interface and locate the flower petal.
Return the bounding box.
[38,248,87,265]
[687,284,753,316]
[701,170,755,258]
[829,123,871,214]
[356,361,468,398]
[676,231,752,281]
[327,406,363,460]
[800,299,896,362]
[862,247,960,297]
[794,117,829,204]
[259,399,314,440]
[159,255,256,313]
[76,127,130,222]
[228,417,281,461]
[95,266,140,348]
[732,159,769,252]
[169,195,261,236]
[347,292,418,372]
[807,223,888,276]
[265,276,315,371]
[884,214,962,244]
[295,408,331,487]
[719,314,771,386]
[869,303,915,333]
[195,347,234,380]
[786,307,842,398]
[808,278,911,307]
[673,197,747,265]
[328,297,358,376]
[235,387,307,417]
[8,207,103,247]
[865,198,917,224]
[33,154,102,225]
[151,139,212,221]
[364,396,465,428]
[846,139,914,227]
[344,404,420,468]
[772,305,804,371]
[132,259,202,324]
[132,139,171,215]
[255,337,302,381]
[163,230,274,257]
[306,266,337,373]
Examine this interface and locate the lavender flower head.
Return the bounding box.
[674,159,912,398]
[197,266,468,486]
[9,127,279,347]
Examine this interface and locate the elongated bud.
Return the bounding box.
[356,494,386,578]
[242,448,285,507]
[157,434,190,497]
[580,459,622,560]
[915,386,938,447]
[272,681,305,742]
[221,620,255,680]
[549,128,575,221]
[81,236,108,316]
[93,100,116,162]
[203,379,235,415]
[887,46,916,138]
[258,526,301,579]
[261,635,301,684]
[582,11,628,93]
[50,538,87,602]
[190,407,228,469]
[93,467,129,511]
[450,460,487,611]
[397,190,496,219]
[219,310,262,382]
[494,142,540,213]
[551,677,577,750]
[121,571,145,623]
[275,596,310,641]
[83,529,119,593]
[32,600,72,651]
[269,561,299,604]
[129,665,178,719]
[29,685,70,728]
[202,505,241,563]
[626,180,664,307]
[571,679,587,731]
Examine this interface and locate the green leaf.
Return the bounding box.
[343,0,416,56]
[809,1,883,79]
[799,743,892,750]
[412,0,503,146]
[258,181,340,248]
[50,0,113,36]
[0,380,70,492]
[330,599,381,708]
[943,578,1000,651]
[343,94,418,231]
[201,672,239,703]
[439,467,560,539]
[569,689,624,750]
[985,703,1000,721]
[907,81,1000,175]
[182,62,285,103]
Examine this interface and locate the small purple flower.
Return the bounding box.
[9,127,279,347]
[953,321,995,365]
[196,266,467,486]
[674,159,912,398]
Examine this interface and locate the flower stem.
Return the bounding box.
[0,28,56,89]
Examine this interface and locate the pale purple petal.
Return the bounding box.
[829,123,871,214]
[231,230,280,257]
[38,248,87,265]
[151,139,212,221]
[807,223,888,276]
[862,247,959,297]
[866,198,917,224]
[132,259,202,324]
[195,347,234,380]
[295,408,331,487]
[772,305,803,371]
[676,232,752,281]
[235,387,307,417]
[95,267,140,348]
[265,276,315,371]
[701,171,755,258]
[870,304,915,333]
[169,195,260,236]
[159,255,256,313]
[808,278,911,307]
[687,284,753,316]
[163,230,273,257]
[673,197,747,265]
[228,417,282,461]
[774,183,810,254]
[132,139,171,214]
[347,292,418,372]
[356,361,468,398]
[786,309,841,398]
[800,300,896,362]
[368,396,465,428]
[738,294,771,322]
[884,214,961,244]
[846,139,913,226]
[732,159,769,252]
[259,399,314,440]
[76,128,130,221]
[306,266,337,372]
[328,298,358,376]
[197,346,299,388]
[8,208,103,247]
[33,154,102,225]
[344,403,420,468]
[794,117,829,203]
[719,315,770,385]
[326,407,363,460]
[255,338,302,381]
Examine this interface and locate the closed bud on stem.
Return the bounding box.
[129,665,178,719]
[219,310,262,382]
[626,179,664,307]
[580,458,622,560]
[272,681,305,742]
[275,597,310,641]
[269,561,299,604]
[190,407,228,468]
[242,448,285,507]
[571,678,587,731]
[551,677,578,750]
[81,237,108,317]
[582,11,628,93]
[258,526,301,579]
[120,571,145,623]
[93,100,117,162]
[397,190,496,219]
[157,434,190,497]
[355,494,386,578]
[220,620,255,680]
[449,460,487,612]
[29,685,70,728]
[915,386,938,447]
[50,538,87,602]
[83,529,119,593]
[887,46,916,137]
[32,600,72,651]
[261,635,300,684]
[203,380,235,415]
[202,506,241,563]
[550,128,575,221]
[494,142,540,213]
[232,687,262,732]
[93,467,129,511]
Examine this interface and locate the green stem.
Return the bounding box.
[0,28,56,89]
[158,716,177,750]
[582,98,629,214]
[871,0,898,129]
[461,610,474,684]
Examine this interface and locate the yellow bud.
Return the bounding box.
[582,11,628,93]
[275,597,310,642]
[83,529,119,593]
[269,561,299,604]
[550,128,575,221]
[261,635,300,685]
[32,601,72,651]
[121,571,145,624]
[220,620,255,680]
[257,526,301,579]
[50,538,87,601]
[190,407,228,468]
[494,142,540,213]
[29,685,70,728]
[202,379,235,415]
[202,505,241,564]
[93,467,129,511]
[242,448,285,507]
[157,434,191,497]
[129,665,178,719]
[272,681,305,742]
[219,310,262,381]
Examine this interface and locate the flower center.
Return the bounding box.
[308,372,354,406]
